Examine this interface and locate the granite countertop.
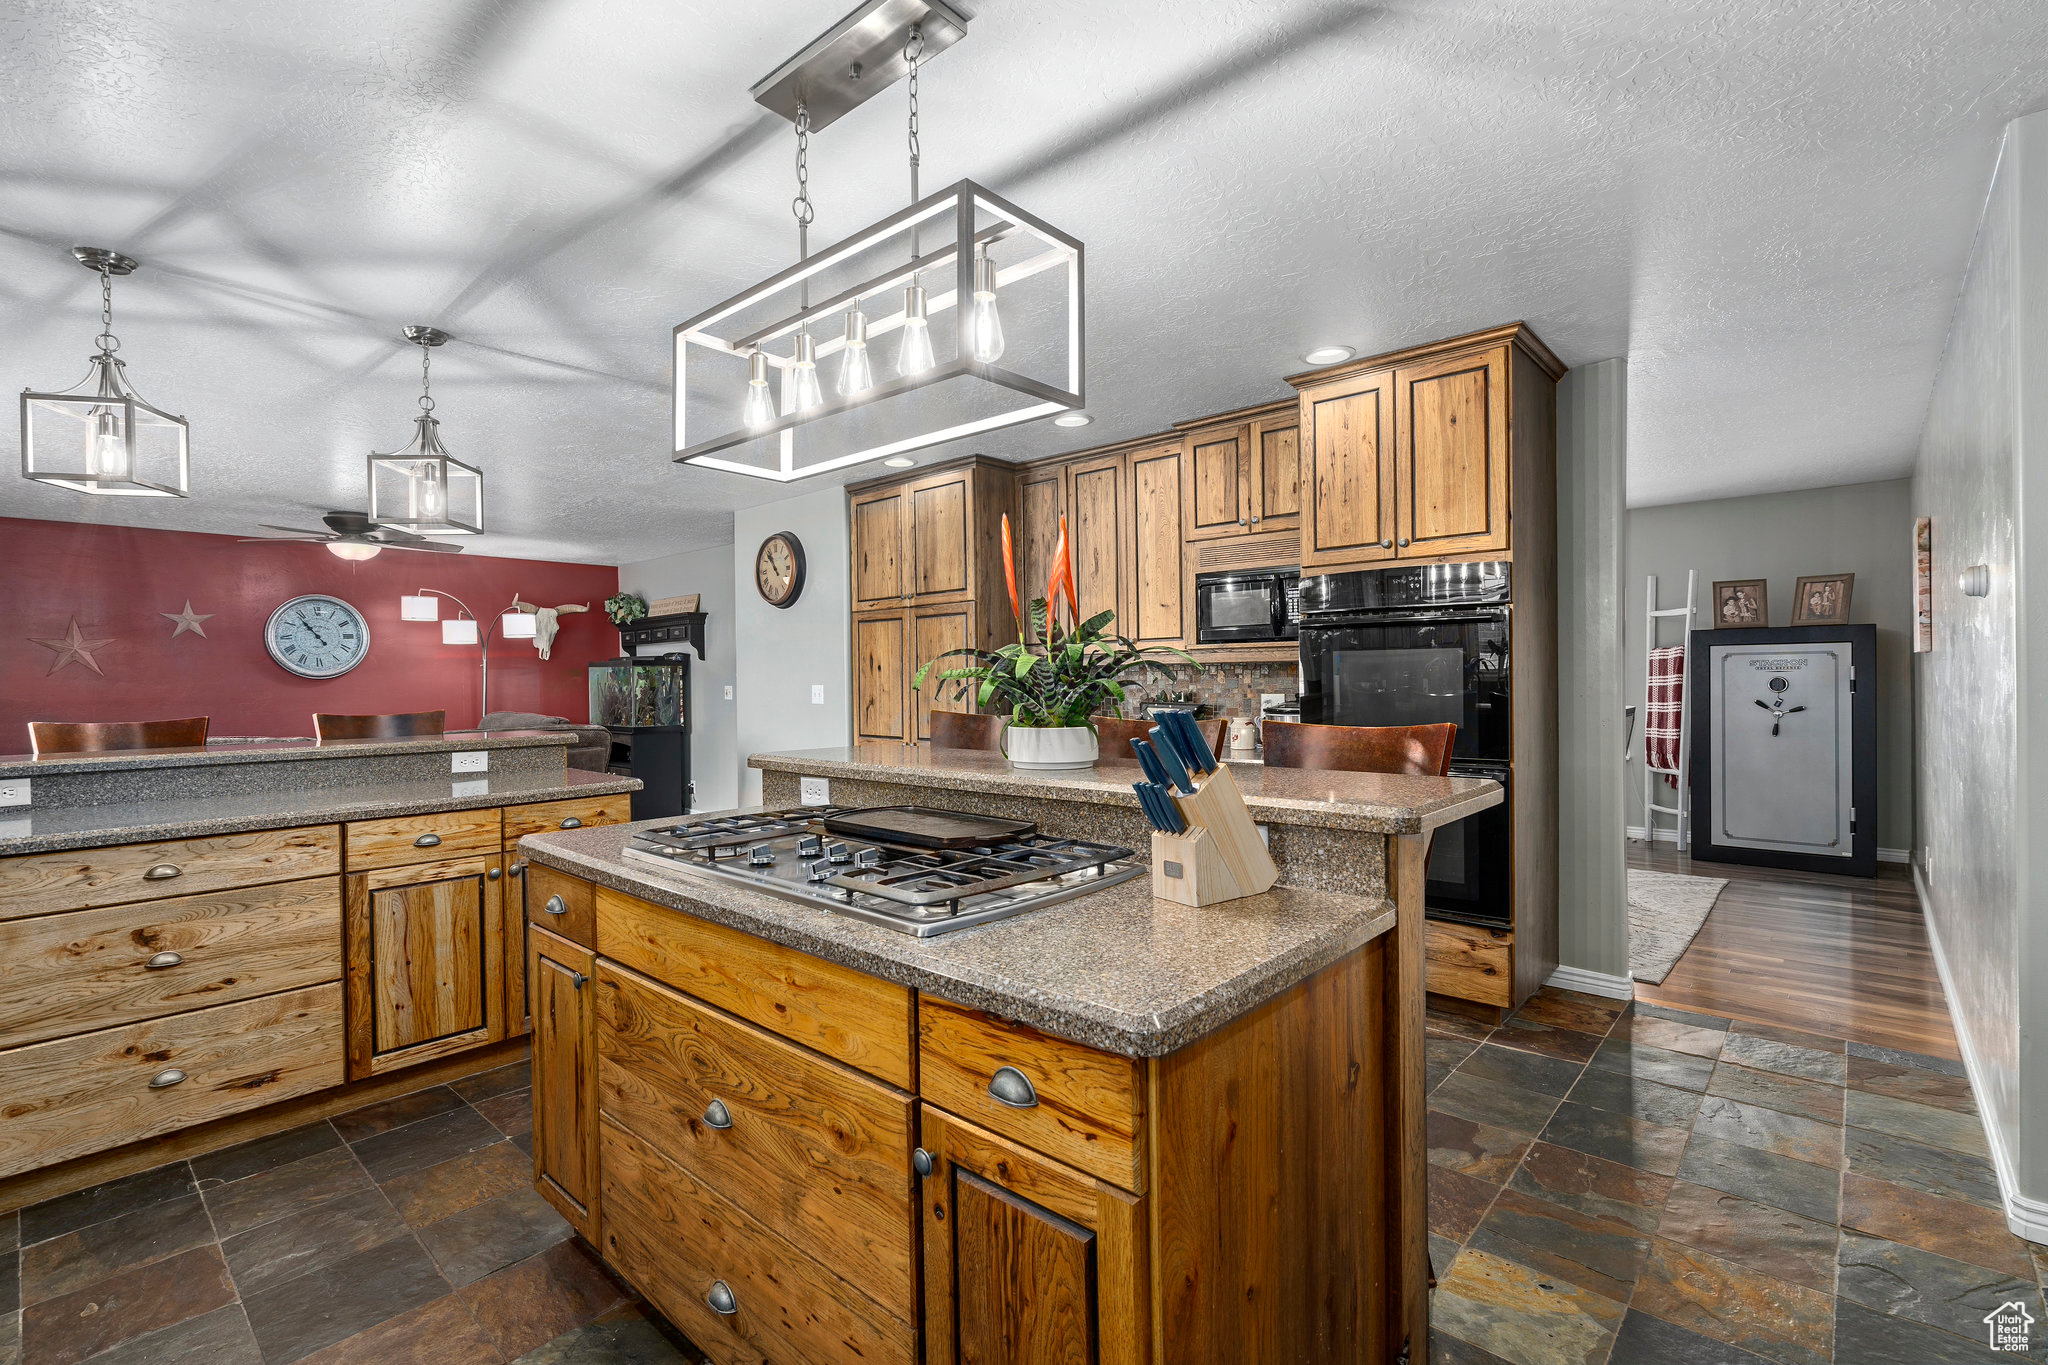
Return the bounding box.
[0,767,639,857]
[751,744,1500,834]
[519,818,1398,1058]
[0,729,574,778]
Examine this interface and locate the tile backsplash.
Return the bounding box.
[1127,661,1300,719]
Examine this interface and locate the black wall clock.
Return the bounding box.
[755,531,806,609]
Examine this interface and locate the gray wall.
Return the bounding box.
[1622,478,1917,853]
[1912,108,2048,1219]
[732,484,852,805]
[618,542,738,812]
[1555,359,1630,983]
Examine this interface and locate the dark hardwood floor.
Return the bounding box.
[1628,841,1959,1060]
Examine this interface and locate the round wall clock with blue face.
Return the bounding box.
[265,594,371,678]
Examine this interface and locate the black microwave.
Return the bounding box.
[1194,568,1301,645]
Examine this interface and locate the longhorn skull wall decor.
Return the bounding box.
[511,598,589,660]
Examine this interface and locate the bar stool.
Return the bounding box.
[1090,714,1228,761]
[312,710,447,743]
[927,711,1007,751]
[1260,720,1457,777]
[28,716,210,757]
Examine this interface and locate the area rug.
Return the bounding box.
[1628,869,1728,984]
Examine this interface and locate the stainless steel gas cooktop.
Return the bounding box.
[620,806,1145,936]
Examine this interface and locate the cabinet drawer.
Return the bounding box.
[600,1117,915,1365]
[503,795,631,843]
[0,983,344,1179]
[1426,921,1513,1007]
[345,808,502,870]
[524,865,595,947]
[0,827,341,922]
[596,888,914,1089]
[918,995,1145,1190]
[0,877,342,1050]
[595,962,915,1321]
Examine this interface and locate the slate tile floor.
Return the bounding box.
[1427,991,2048,1365]
[0,1057,709,1365]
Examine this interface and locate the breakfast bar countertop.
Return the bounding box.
[520,816,1400,1057]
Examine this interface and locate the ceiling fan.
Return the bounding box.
[239,511,462,560]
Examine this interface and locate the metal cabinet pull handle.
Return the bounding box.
[559,817,582,829]
[487,867,502,881]
[570,971,587,991]
[706,1280,737,1316]
[144,951,183,970]
[1398,537,1411,548]
[509,861,527,876]
[1251,515,1260,524]
[912,1147,934,1177]
[1380,538,1393,549]
[702,1099,733,1130]
[1238,516,1248,526]
[413,833,442,848]
[988,1066,1038,1109]
[544,895,567,916]
[143,864,182,881]
[149,1069,186,1089]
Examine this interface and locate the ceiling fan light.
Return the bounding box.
[325,541,381,561]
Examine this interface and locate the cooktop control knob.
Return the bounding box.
[711,844,744,860]
[826,842,852,864]
[854,847,883,869]
[797,834,823,857]
[749,844,775,866]
[807,861,836,882]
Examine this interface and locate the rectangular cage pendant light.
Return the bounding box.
[675,179,1083,482]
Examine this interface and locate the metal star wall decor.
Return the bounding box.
[32,616,115,676]
[161,601,213,638]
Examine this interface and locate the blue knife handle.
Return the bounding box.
[1146,727,1196,795]
[1166,710,1217,774]
[1131,738,1171,789]
[1157,786,1186,834]
[1134,783,1166,832]
[1149,710,1198,776]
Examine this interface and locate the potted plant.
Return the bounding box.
[914,514,1197,769]
[604,592,647,627]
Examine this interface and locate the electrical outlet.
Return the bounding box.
[811,684,825,705]
[1256,821,1270,847]
[0,778,31,808]
[1260,693,1286,711]
[724,685,734,700]
[451,778,489,797]
[450,751,488,774]
[800,776,831,805]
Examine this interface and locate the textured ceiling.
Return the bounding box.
[3,0,2046,564]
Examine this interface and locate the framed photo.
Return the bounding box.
[1712,579,1769,628]
[1913,518,1933,652]
[1792,573,1855,624]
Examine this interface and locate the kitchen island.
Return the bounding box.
[514,744,1501,1365]
[0,731,639,1208]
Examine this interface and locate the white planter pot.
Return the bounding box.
[1000,724,1100,771]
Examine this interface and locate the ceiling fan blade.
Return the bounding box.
[385,539,464,553]
[239,535,331,543]
[257,524,335,538]
[365,527,429,544]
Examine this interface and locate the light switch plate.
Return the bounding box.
[800,776,831,805]
[724,685,734,700]
[451,751,488,773]
[0,778,30,808]
[811,684,826,705]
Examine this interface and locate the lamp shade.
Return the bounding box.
[441,617,479,645]
[22,355,190,497]
[400,595,439,621]
[501,610,537,639]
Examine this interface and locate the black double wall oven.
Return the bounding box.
[1297,561,1514,928]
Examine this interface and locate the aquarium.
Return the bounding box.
[588,657,687,728]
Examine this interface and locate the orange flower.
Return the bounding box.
[1047,515,1077,630]
[1000,513,1023,636]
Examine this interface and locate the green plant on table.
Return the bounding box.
[913,513,1197,729]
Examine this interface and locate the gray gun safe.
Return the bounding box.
[1687,623,1878,877]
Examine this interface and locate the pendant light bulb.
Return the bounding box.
[836,310,874,397]
[88,407,130,481]
[898,285,936,377]
[789,332,825,413]
[416,463,446,522]
[742,349,777,428]
[969,250,1005,363]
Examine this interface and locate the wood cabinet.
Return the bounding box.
[919,1105,1147,1365]
[343,852,506,1079]
[1298,367,1399,569]
[1017,451,1128,641]
[530,923,597,1239]
[1178,400,1301,543]
[911,599,976,742]
[850,484,910,609]
[1127,441,1186,646]
[853,608,911,745]
[0,826,340,922]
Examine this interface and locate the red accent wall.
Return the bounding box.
[1,516,619,750]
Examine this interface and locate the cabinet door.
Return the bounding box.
[505,859,530,1038]
[1017,465,1066,643]
[920,1106,1147,1365]
[851,487,909,608]
[1300,371,1398,569]
[530,924,596,1240]
[343,853,505,1079]
[1067,455,1126,631]
[912,600,975,742]
[853,609,911,745]
[1395,346,1510,559]
[1182,425,1246,541]
[1250,412,1301,532]
[1126,443,1185,646]
[909,468,972,599]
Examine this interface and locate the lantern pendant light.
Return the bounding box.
[367,326,483,535]
[20,247,190,497]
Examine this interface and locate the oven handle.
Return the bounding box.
[1300,609,1508,628]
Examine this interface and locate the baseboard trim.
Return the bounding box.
[1911,862,2048,1242]
[1545,965,1635,1000]
[1878,847,1911,864]
[1629,827,1911,865]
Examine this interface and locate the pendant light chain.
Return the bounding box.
[418,338,435,414]
[907,24,923,203]
[794,103,814,311]
[95,267,119,356]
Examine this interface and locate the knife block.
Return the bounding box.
[1150,762,1278,906]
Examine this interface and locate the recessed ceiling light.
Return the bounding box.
[1052,413,1093,428]
[883,456,915,468]
[1303,345,1355,365]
